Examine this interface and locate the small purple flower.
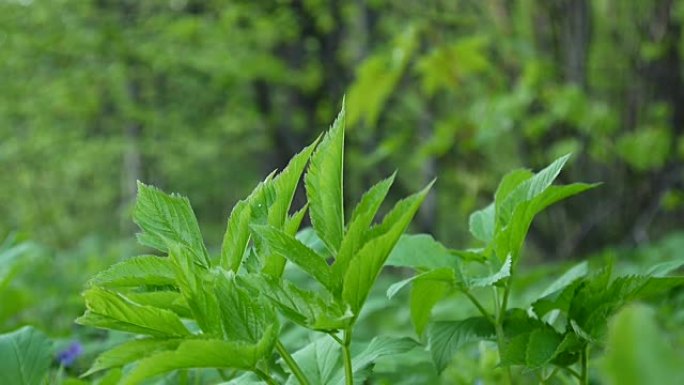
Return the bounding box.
[56,341,83,367]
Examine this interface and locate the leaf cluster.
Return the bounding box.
[77,104,430,385]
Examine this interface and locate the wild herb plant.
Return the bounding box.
[387,156,684,384]
[76,104,432,385]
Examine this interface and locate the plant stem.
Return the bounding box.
[564,367,581,380]
[579,346,589,385]
[254,369,278,385]
[276,340,310,385]
[492,284,514,385]
[342,329,354,385]
[463,290,496,325]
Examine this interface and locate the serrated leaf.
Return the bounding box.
[568,273,651,341]
[494,183,597,263]
[469,203,495,242]
[252,225,335,292]
[77,287,190,338]
[333,173,395,279]
[646,259,684,277]
[342,182,432,314]
[124,291,191,318]
[82,339,181,377]
[499,333,529,366]
[0,326,52,385]
[386,233,461,270]
[88,256,176,288]
[306,105,345,254]
[525,327,563,369]
[634,276,684,298]
[120,329,278,385]
[261,140,319,277]
[268,139,318,228]
[468,255,511,288]
[497,154,571,225]
[494,169,534,206]
[242,275,351,331]
[539,262,589,299]
[262,204,310,278]
[286,337,340,385]
[134,182,209,266]
[386,268,454,299]
[167,244,221,336]
[532,261,588,318]
[428,318,495,372]
[221,199,252,272]
[215,273,279,344]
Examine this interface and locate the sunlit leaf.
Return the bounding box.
[134,182,209,266]
[333,173,395,279]
[306,105,345,254]
[83,338,181,377]
[77,287,190,338]
[342,182,432,314]
[88,255,176,288]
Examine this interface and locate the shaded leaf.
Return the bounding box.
[0,326,52,385]
[386,233,460,270]
[468,255,511,288]
[469,203,494,242]
[532,262,588,318]
[601,304,682,385]
[330,336,419,385]
[428,318,495,372]
[287,337,340,385]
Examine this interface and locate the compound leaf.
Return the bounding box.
[342,182,432,314]
[251,225,335,292]
[334,173,395,279]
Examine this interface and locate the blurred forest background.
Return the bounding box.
[2,0,684,333]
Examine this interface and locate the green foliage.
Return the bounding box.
[387,154,684,384]
[78,105,430,385]
[0,326,52,385]
[600,304,683,385]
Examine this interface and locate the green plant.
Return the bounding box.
[74,104,684,384]
[77,104,432,385]
[386,155,684,384]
